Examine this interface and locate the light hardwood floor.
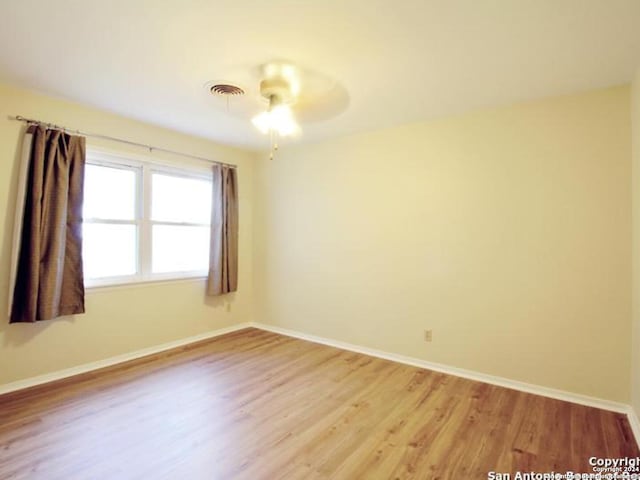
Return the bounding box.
[0,328,637,479]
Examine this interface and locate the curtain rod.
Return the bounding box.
[9,115,237,169]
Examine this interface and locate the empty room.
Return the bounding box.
[2,1,640,479]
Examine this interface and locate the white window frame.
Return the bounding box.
[84,149,212,288]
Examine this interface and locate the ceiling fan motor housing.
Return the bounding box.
[260,77,295,106]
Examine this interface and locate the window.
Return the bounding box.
[150,172,211,274]
[82,151,212,287]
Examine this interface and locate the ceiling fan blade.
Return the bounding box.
[204,60,349,126]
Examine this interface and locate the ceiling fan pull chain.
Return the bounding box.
[270,130,274,160]
[269,130,280,161]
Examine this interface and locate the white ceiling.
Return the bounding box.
[1,0,639,151]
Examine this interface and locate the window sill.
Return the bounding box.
[85,275,207,293]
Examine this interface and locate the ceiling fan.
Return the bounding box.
[205,61,348,159]
[250,63,302,157]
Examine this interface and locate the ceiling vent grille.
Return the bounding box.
[209,84,245,96]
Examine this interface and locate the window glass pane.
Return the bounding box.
[151,173,211,224]
[152,225,209,273]
[83,223,137,279]
[83,164,137,220]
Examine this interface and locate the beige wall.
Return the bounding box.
[1,81,633,404]
[632,70,640,414]
[0,83,255,386]
[254,86,632,402]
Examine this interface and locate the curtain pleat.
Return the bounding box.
[207,164,238,296]
[10,125,86,323]
[7,130,34,317]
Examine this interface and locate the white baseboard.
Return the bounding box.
[0,322,251,395]
[250,322,629,414]
[627,407,640,449]
[251,322,640,448]
[1,320,638,449]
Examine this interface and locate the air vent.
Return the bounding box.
[209,84,245,96]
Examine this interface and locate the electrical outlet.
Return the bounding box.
[424,329,433,342]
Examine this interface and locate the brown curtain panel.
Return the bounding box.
[207,164,238,296]
[10,125,86,323]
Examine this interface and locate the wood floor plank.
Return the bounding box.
[0,328,637,479]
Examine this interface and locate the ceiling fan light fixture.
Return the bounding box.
[251,103,299,137]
